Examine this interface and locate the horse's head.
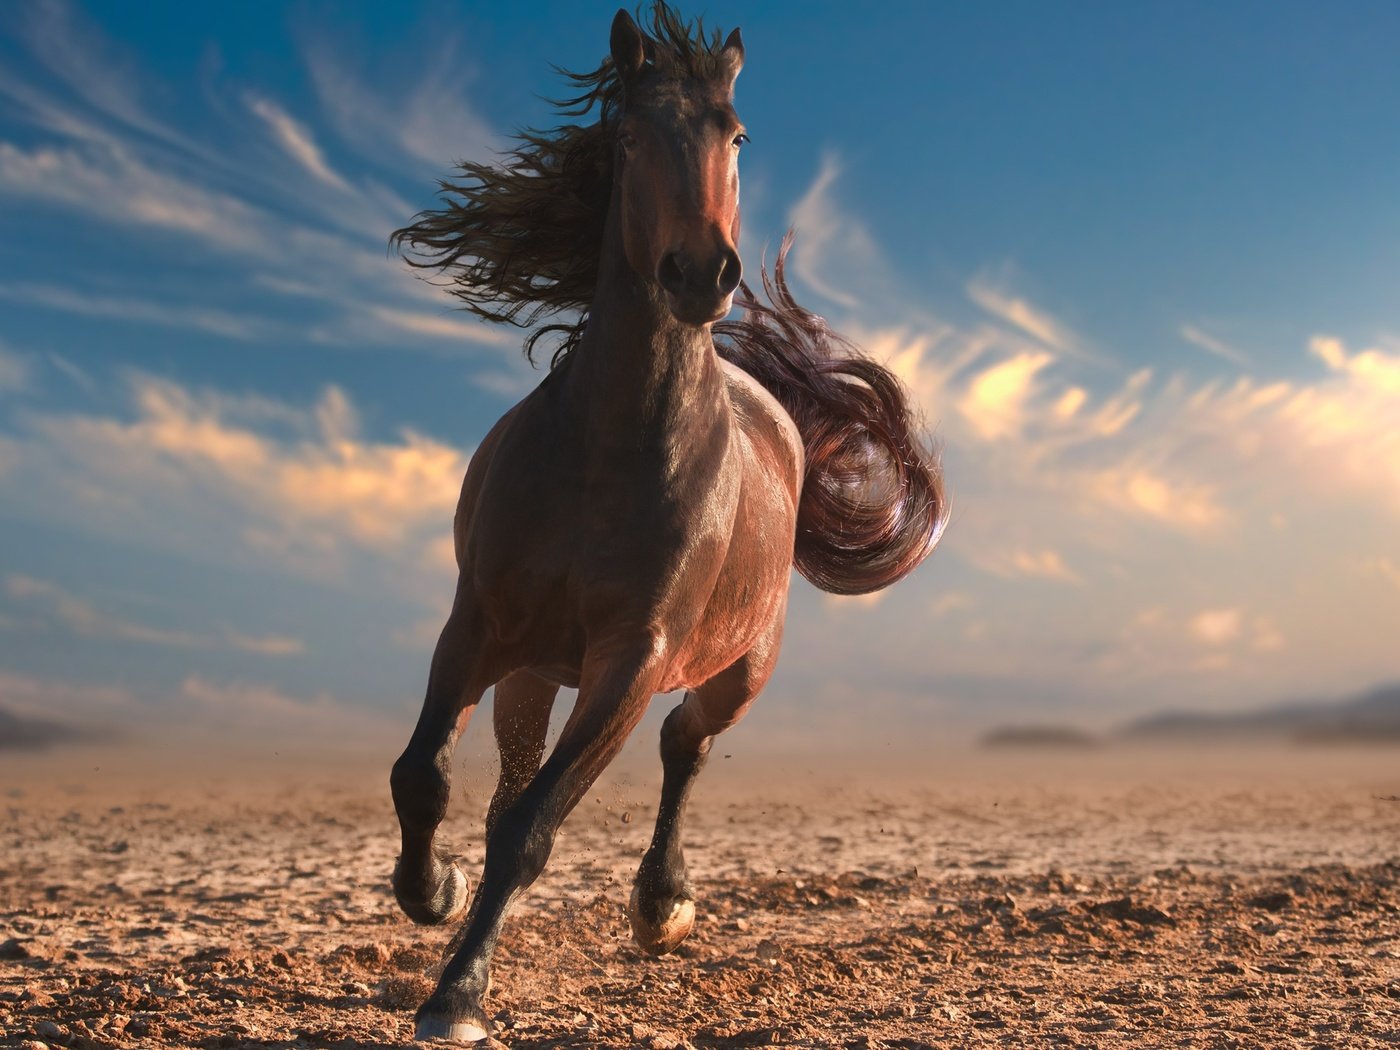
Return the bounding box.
[609,9,746,326]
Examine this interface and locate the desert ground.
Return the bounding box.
[1,736,1397,1049]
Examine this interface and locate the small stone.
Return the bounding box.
[621,811,633,824]
[35,1022,62,1040]
[756,938,781,963]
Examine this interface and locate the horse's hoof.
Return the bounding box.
[396,861,470,926]
[627,883,696,955]
[414,1013,491,1044]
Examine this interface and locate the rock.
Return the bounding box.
[1248,891,1294,912]
[0,938,31,960]
[1087,897,1175,927]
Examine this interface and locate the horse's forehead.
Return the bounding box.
[630,76,735,125]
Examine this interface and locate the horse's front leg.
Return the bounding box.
[390,597,501,927]
[413,640,663,1043]
[628,612,783,955]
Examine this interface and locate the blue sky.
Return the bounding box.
[1,1,1398,749]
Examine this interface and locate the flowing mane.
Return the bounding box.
[391,3,732,364]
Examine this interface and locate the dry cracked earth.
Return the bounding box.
[1,743,1397,1048]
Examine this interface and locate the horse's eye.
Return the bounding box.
[733,133,750,149]
[618,133,637,153]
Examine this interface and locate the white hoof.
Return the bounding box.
[628,884,697,955]
[415,1014,490,1044]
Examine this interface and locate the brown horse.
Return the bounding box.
[388,5,945,1042]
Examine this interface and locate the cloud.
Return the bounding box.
[823,591,885,611]
[1363,557,1400,591]
[0,344,30,393]
[247,94,350,191]
[370,306,521,349]
[1310,335,1400,396]
[301,29,499,172]
[0,668,395,745]
[2,377,469,590]
[4,574,306,655]
[0,17,528,360]
[972,547,1081,584]
[0,282,258,339]
[1180,324,1250,367]
[0,140,271,252]
[957,351,1054,441]
[1081,465,1225,532]
[967,271,1078,354]
[1188,607,1242,646]
[7,573,204,648]
[928,592,972,618]
[787,152,892,311]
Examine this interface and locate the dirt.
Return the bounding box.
[1,743,1397,1048]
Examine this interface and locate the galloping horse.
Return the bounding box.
[388,5,945,1042]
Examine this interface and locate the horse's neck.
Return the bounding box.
[566,220,727,449]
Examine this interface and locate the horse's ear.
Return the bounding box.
[611,9,647,84]
[719,27,744,84]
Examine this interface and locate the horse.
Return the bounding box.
[387,5,946,1042]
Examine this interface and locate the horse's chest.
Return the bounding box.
[657,468,797,691]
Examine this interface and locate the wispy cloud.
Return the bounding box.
[0,10,528,360]
[5,574,306,655]
[967,270,1078,353]
[787,152,892,311]
[301,29,498,172]
[1180,324,1250,366]
[370,306,521,349]
[0,668,395,744]
[0,282,258,340]
[247,94,350,192]
[972,547,1081,584]
[0,343,30,393]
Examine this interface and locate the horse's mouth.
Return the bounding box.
[664,289,735,327]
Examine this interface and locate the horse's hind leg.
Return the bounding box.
[485,670,559,837]
[390,599,499,926]
[628,615,783,955]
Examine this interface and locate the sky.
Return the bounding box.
[1,0,1398,752]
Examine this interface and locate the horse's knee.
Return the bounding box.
[390,751,451,831]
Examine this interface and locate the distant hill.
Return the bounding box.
[0,704,94,751]
[980,725,1100,749]
[1120,683,1400,743]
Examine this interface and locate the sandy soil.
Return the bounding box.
[1,741,1398,1048]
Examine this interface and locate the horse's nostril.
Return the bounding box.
[716,250,742,297]
[657,252,687,296]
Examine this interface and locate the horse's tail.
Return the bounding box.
[714,237,947,595]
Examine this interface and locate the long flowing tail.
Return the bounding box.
[714,238,947,595]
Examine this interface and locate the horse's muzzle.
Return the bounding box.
[657,246,741,325]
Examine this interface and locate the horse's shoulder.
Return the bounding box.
[721,360,803,487]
